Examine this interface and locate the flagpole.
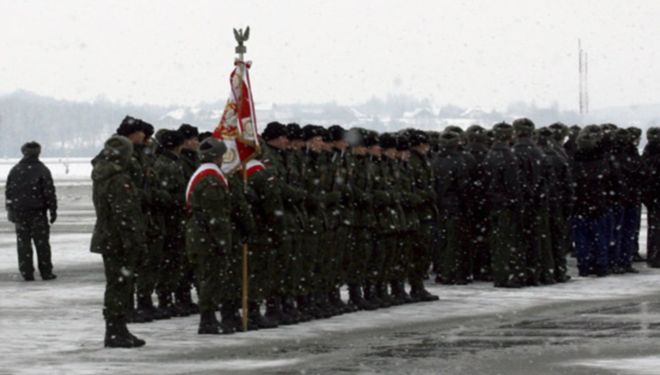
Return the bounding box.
[234,26,250,333]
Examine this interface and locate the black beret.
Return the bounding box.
[262,121,288,141]
[328,125,346,142]
[286,123,303,140]
[178,124,199,140]
[160,129,184,150]
[379,133,397,149]
[116,115,142,136]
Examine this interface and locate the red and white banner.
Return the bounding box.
[213,59,260,174]
[185,163,228,207]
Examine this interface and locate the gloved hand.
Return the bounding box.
[7,208,16,223]
[49,210,57,224]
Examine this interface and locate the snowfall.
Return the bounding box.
[1,158,660,375]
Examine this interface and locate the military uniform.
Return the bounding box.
[153,137,188,315]
[185,138,233,334]
[90,135,146,348]
[643,128,660,267]
[483,125,525,288]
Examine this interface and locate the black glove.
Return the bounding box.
[49,210,57,224]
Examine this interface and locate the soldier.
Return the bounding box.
[433,131,471,285]
[176,124,201,313]
[407,130,439,301]
[483,123,525,288]
[511,118,552,285]
[564,125,581,160]
[537,127,572,282]
[132,120,171,321]
[465,125,492,281]
[345,128,379,310]
[185,138,232,334]
[612,128,642,273]
[113,117,152,323]
[642,128,660,267]
[284,123,316,320]
[90,135,146,348]
[302,125,341,316]
[260,122,303,325]
[572,125,612,276]
[5,141,57,281]
[391,131,416,304]
[627,126,645,262]
[328,125,357,312]
[153,130,190,316]
[374,132,403,305]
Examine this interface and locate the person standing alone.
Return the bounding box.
[5,141,57,281]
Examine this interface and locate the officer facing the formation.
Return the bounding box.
[5,141,58,281]
[90,135,146,348]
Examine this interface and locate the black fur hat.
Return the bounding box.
[302,124,323,141]
[513,118,535,137]
[363,130,379,147]
[408,129,429,146]
[396,131,411,151]
[21,141,41,157]
[493,122,513,141]
[178,124,199,140]
[262,122,288,141]
[286,123,303,140]
[379,133,397,149]
[160,130,184,150]
[116,115,142,137]
[328,125,346,142]
[139,120,155,138]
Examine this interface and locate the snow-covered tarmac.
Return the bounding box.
[1,172,660,374]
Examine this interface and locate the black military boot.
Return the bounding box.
[296,295,314,322]
[178,288,199,315]
[390,281,412,305]
[198,310,220,334]
[249,301,278,329]
[104,318,146,348]
[219,303,237,334]
[376,283,393,308]
[264,297,283,325]
[363,282,383,308]
[281,296,301,324]
[315,292,336,318]
[138,294,169,320]
[155,293,174,319]
[348,284,377,311]
[173,289,193,317]
[409,280,439,302]
[327,289,346,315]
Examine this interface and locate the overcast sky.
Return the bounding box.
[1,0,659,111]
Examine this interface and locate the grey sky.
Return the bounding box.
[1,0,659,111]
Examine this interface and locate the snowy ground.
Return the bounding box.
[1,173,660,374]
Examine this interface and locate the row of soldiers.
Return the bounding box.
[90,114,660,347]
